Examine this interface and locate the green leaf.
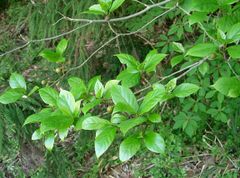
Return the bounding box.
[119,135,141,162]
[172,42,185,53]
[139,88,166,115]
[82,99,101,115]
[111,114,126,124]
[44,133,55,151]
[56,39,68,55]
[188,12,207,25]
[39,49,65,62]
[144,131,165,154]
[57,90,75,115]
[75,114,91,130]
[88,4,106,15]
[171,55,184,68]
[39,87,59,106]
[227,23,240,41]
[148,113,161,123]
[82,116,110,130]
[59,128,68,141]
[111,85,139,114]
[98,0,112,12]
[94,80,104,98]
[110,0,125,12]
[95,126,116,158]
[88,76,101,93]
[117,69,140,88]
[9,73,26,90]
[213,77,240,97]
[115,54,139,69]
[0,88,25,104]
[68,77,87,99]
[227,45,240,59]
[119,117,146,135]
[23,108,52,126]
[186,43,217,57]
[31,129,42,140]
[173,83,199,98]
[143,50,167,73]
[104,80,120,98]
[198,62,209,76]
[165,78,177,92]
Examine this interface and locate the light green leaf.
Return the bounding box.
[94,80,104,98]
[31,129,42,140]
[59,128,68,141]
[188,12,207,25]
[173,83,199,98]
[82,99,101,115]
[165,78,177,92]
[39,87,59,106]
[88,4,106,15]
[148,113,161,123]
[111,114,126,124]
[227,45,240,59]
[119,117,146,135]
[171,55,184,67]
[115,53,139,69]
[111,85,139,114]
[213,77,240,97]
[117,69,140,88]
[227,23,240,41]
[44,133,55,151]
[119,135,141,162]
[172,42,185,53]
[39,49,65,62]
[144,131,165,154]
[75,114,91,130]
[110,0,125,12]
[57,90,75,115]
[98,0,112,12]
[0,88,25,104]
[9,73,26,90]
[143,50,167,73]
[68,77,87,99]
[198,62,209,76]
[23,108,52,126]
[186,43,217,57]
[95,126,116,158]
[56,39,68,55]
[88,76,101,92]
[104,80,120,98]
[82,116,110,130]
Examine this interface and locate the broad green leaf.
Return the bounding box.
[94,80,104,98]
[57,90,75,115]
[56,39,68,55]
[143,50,166,73]
[119,117,146,135]
[198,62,209,76]
[218,0,238,5]
[104,80,120,98]
[23,108,52,126]
[139,88,166,115]
[88,76,101,92]
[39,49,65,62]
[59,128,68,141]
[172,42,185,53]
[227,23,240,41]
[119,135,141,162]
[82,116,110,130]
[144,131,165,154]
[148,113,161,123]
[171,55,184,67]
[39,87,59,106]
[111,85,139,114]
[165,78,177,92]
[31,129,42,140]
[110,0,125,12]
[117,69,140,88]
[44,133,55,150]
[95,126,116,158]
[115,54,139,69]
[98,0,112,12]
[82,99,101,115]
[213,77,240,97]
[186,43,217,57]
[111,114,126,124]
[173,83,199,98]
[227,45,240,59]
[75,114,91,130]
[88,4,106,15]
[9,73,26,90]
[68,77,87,99]
[188,12,207,25]
[0,88,25,104]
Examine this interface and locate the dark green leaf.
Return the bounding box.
[227,45,240,59]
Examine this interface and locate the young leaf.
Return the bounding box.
[186,43,217,57]
[82,99,101,115]
[59,128,68,141]
[31,129,42,140]
[227,45,240,59]
[75,114,91,130]
[57,90,75,115]
[148,113,161,123]
[198,62,209,76]
[98,0,112,12]
[56,39,68,55]
[88,4,106,15]
[117,69,140,88]
[9,73,26,90]
[165,78,177,92]
[115,53,139,69]
[82,116,110,130]
[39,49,65,63]
[95,126,116,158]
[213,77,240,97]
[94,80,104,98]
[227,23,240,41]
[68,77,87,99]
[172,42,185,53]
[110,0,125,12]
[144,131,165,154]
[119,135,141,162]
[111,85,139,114]
[119,117,146,135]
[23,108,52,126]
[44,133,55,151]
[104,80,120,98]
[171,55,184,68]
[88,76,101,93]
[143,50,167,73]
[173,83,199,98]
[39,87,59,106]
[0,88,25,104]
[111,114,126,124]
